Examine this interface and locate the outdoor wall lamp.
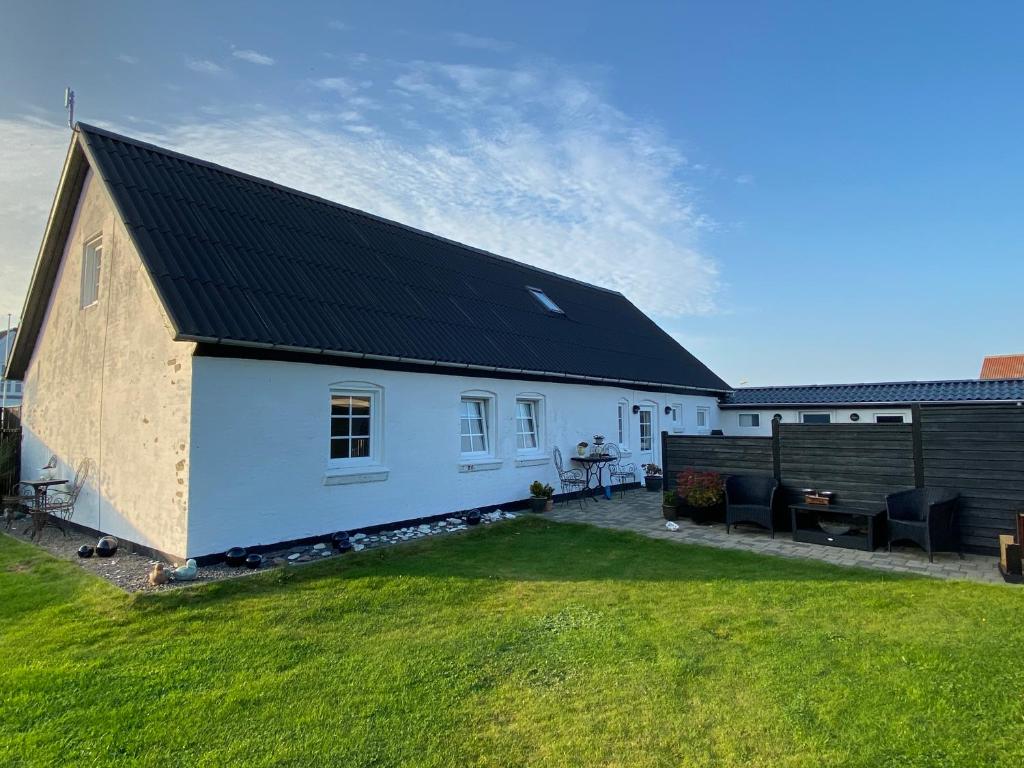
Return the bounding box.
[664,406,672,415]
[632,405,640,414]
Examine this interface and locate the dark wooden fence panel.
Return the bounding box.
[0,426,20,497]
[778,423,916,509]
[919,405,1024,553]
[663,434,774,491]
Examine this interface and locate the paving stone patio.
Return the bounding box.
[546,490,1006,584]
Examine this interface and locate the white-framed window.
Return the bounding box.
[460,391,496,457]
[875,414,905,424]
[800,412,832,424]
[329,382,383,467]
[617,399,630,448]
[80,235,102,308]
[515,399,540,451]
[639,409,653,451]
[696,406,710,429]
[739,413,760,428]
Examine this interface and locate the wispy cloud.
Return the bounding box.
[117,53,138,65]
[313,76,361,96]
[185,57,223,75]
[232,49,275,66]
[448,32,514,52]
[327,20,348,31]
[735,173,754,185]
[0,59,720,322]
[0,117,72,316]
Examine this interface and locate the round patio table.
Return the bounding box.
[570,455,616,499]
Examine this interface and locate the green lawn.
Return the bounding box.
[2,518,1023,768]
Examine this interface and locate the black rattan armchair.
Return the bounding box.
[725,475,780,538]
[885,487,960,562]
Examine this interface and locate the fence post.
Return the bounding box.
[771,416,782,482]
[660,430,670,490]
[911,404,924,488]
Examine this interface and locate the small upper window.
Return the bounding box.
[739,413,760,428]
[875,414,905,424]
[801,412,832,424]
[81,236,102,308]
[527,287,563,314]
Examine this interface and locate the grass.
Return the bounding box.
[2,517,1023,768]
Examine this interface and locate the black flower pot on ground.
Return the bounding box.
[244,553,263,570]
[225,547,247,567]
[530,497,547,513]
[466,509,482,526]
[683,501,726,525]
[77,545,94,558]
[95,536,118,557]
[644,476,663,493]
[662,504,678,521]
[332,531,352,551]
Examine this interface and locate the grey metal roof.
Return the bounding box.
[722,379,1024,407]
[9,124,728,392]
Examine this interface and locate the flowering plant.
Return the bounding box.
[677,469,724,508]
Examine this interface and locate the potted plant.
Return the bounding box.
[642,463,663,492]
[529,480,555,512]
[676,469,725,524]
[662,490,680,520]
[576,441,589,457]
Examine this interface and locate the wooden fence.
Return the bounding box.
[663,403,1024,554]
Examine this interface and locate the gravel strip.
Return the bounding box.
[2,510,518,593]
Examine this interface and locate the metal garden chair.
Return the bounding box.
[553,447,587,511]
[604,443,637,498]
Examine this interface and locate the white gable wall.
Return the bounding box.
[186,355,720,558]
[18,169,194,558]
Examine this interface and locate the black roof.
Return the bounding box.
[722,379,1024,407]
[13,124,728,392]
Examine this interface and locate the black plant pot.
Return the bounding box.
[644,476,663,492]
[466,510,482,526]
[225,547,247,567]
[96,536,118,557]
[77,545,94,558]
[331,531,351,550]
[244,553,263,570]
[530,497,547,513]
[683,501,726,525]
[662,504,678,521]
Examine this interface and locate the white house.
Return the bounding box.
[6,124,730,561]
[718,380,1024,436]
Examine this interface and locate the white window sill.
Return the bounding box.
[458,459,503,472]
[514,455,550,468]
[322,465,389,486]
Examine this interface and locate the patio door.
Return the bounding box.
[637,405,655,479]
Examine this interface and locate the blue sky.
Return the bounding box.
[2,1,1022,386]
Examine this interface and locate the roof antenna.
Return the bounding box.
[64,87,75,129]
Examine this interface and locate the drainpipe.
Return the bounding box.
[1,314,10,428]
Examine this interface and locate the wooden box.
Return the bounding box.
[999,534,1022,575]
[804,494,832,506]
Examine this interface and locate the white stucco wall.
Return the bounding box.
[19,170,194,558]
[187,355,721,557]
[719,406,915,436]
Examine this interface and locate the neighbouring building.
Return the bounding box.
[6,124,730,561]
[980,354,1024,379]
[0,327,21,414]
[719,379,1024,436]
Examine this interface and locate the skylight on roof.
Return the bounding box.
[527,287,563,314]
